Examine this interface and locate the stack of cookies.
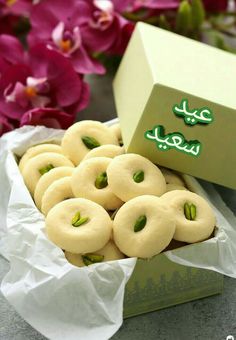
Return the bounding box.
[18,120,216,267]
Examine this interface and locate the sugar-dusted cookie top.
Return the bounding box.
[46,198,112,254]
[107,153,166,202]
[61,120,119,165]
[161,190,216,243]
[22,152,74,195]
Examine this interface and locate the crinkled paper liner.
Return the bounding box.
[0,122,236,340]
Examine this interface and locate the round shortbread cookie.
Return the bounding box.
[61,120,119,165]
[34,167,74,210]
[160,167,185,186]
[161,190,216,243]
[165,184,188,193]
[41,177,74,215]
[107,154,166,202]
[113,195,175,258]
[46,198,112,253]
[109,123,122,145]
[22,152,74,195]
[71,157,123,210]
[65,240,125,267]
[19,143,62,172]
[83,144,124,160]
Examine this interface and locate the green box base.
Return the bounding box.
[123,254,223,318]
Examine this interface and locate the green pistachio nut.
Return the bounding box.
[73,216,89,227]
[133,170,144,183]
[190,204,197,220]
[81,136,100,150]
[38,164,54,175]
[82,257,93,266]
[71,211,81,226]
[134,215,147,232]
[184,203,197,220]
[184,203,191,220]
[95,172,108,189]
[82,254,104,266]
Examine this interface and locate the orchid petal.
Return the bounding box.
[52,21,65,47]
[31,94,51,108]
[26,76,47,88]
[93,0,114,13]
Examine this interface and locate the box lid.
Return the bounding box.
[113,22,236,189]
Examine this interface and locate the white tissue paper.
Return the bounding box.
[0,122,236,340]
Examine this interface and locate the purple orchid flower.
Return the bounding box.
[0,0,34,16]
[132,0,180,11]
[28,0,105,75]
[78,0,135,54]
[20,107,76,129]
[0,34,25,66]
[0,113,13,135]
[0,44,89,121]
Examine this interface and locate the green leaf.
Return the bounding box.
[158,15,171,31]
[134,215,147,232]
[175,0,193,35]
[192,0,205,30]
[214,33,233,52]
[81,136,100,150]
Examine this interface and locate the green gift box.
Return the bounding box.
[113,22,236,189]
[123,253,223,318]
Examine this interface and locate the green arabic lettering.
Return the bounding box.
[144,125,202,157]
[173,99,214,126]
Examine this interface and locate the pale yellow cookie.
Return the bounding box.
[109,123,122,145]
[61,120,119,165]
[19,143,62,172]
[71,157,123,210]
[41,177,74,215]
[160,167,185,186]
[113,195,175,258]
[22,152,74,195]
[34,167,74,210]
[107,154,166,202]
[165,184,188,193]
[83,144,124,160]
[65,241,125,267]
[46,198,112,253]
[161,190,216,243]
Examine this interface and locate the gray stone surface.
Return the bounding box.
[0,75,236,340]
[1,253,236,340]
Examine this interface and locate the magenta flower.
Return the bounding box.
[79,0,135,54]
[28,0,105,75]
[0,114,13,135]
[132,0,179,11]
[0,0,34,16]
[20,107,75,129]
[0,45,89,120]
[0,34,25,66]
